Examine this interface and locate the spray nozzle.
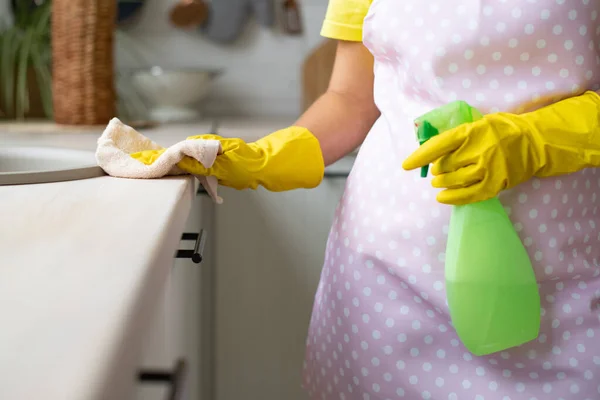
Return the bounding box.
[415,120,439,178]
[414,100,484,178]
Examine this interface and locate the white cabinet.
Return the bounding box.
[135,188,216,400]
[134,117,354,400]
[213,158,352,400]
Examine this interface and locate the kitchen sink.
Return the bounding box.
[0,146,105,185]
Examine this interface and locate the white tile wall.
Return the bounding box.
[117,0,329,117]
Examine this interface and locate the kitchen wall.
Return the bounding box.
[0,0,329,117]
[118,0,329,117]
[0,1,11,24]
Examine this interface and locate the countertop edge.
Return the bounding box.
[93,177,196,400]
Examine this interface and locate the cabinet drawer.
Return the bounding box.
[135,384,169,400]
[135,189,215,400]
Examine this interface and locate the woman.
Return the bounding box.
[186,0,600,398]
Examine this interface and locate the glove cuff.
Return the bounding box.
[518,90,600,176]
[253,126,325,191]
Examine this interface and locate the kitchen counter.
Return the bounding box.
[0,176,195,400]
[0,120,217,399]
[0,117,356,400]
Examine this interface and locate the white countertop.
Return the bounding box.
[0,119,215,400]
[0,176,195,400]
[0,117,354,400]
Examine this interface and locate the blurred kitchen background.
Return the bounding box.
[0,0,335,123]
[0,1,351,400]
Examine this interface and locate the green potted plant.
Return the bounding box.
[0,0,52,120]
[0,0,151,124]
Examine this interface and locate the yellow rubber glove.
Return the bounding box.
[133,126,325,191]
[402,90,600,205]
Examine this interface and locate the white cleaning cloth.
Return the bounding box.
[96,118,223,203]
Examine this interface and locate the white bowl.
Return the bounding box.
[130,67,221,123]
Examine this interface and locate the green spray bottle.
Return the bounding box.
[414,101,541,356]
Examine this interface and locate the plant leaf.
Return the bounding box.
[30,41,53,118]
[33,1,52,36]
[16,28,33,119]
[0,0,52,120]
[1,29,20,117]
[0,29,4,116]
[14,0,29,28]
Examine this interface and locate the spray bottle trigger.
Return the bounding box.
[415,120,439,178]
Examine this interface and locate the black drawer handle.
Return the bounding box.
[138,358,188,400]
[176,229,206,264]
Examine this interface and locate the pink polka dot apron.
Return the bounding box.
[303,1,600,399]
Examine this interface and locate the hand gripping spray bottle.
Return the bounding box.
[414,101,541,356]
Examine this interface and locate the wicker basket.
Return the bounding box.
[51,0,117,125]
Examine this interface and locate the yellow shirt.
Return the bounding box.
[320,0,373,42]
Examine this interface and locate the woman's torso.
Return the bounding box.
[303,1,600,399]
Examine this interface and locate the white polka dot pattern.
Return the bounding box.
[302,0,600,399]
[363,0,600,116]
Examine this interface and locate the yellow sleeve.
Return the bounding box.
[320,0,373,42]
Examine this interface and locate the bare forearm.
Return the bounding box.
[295,90,380,166]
